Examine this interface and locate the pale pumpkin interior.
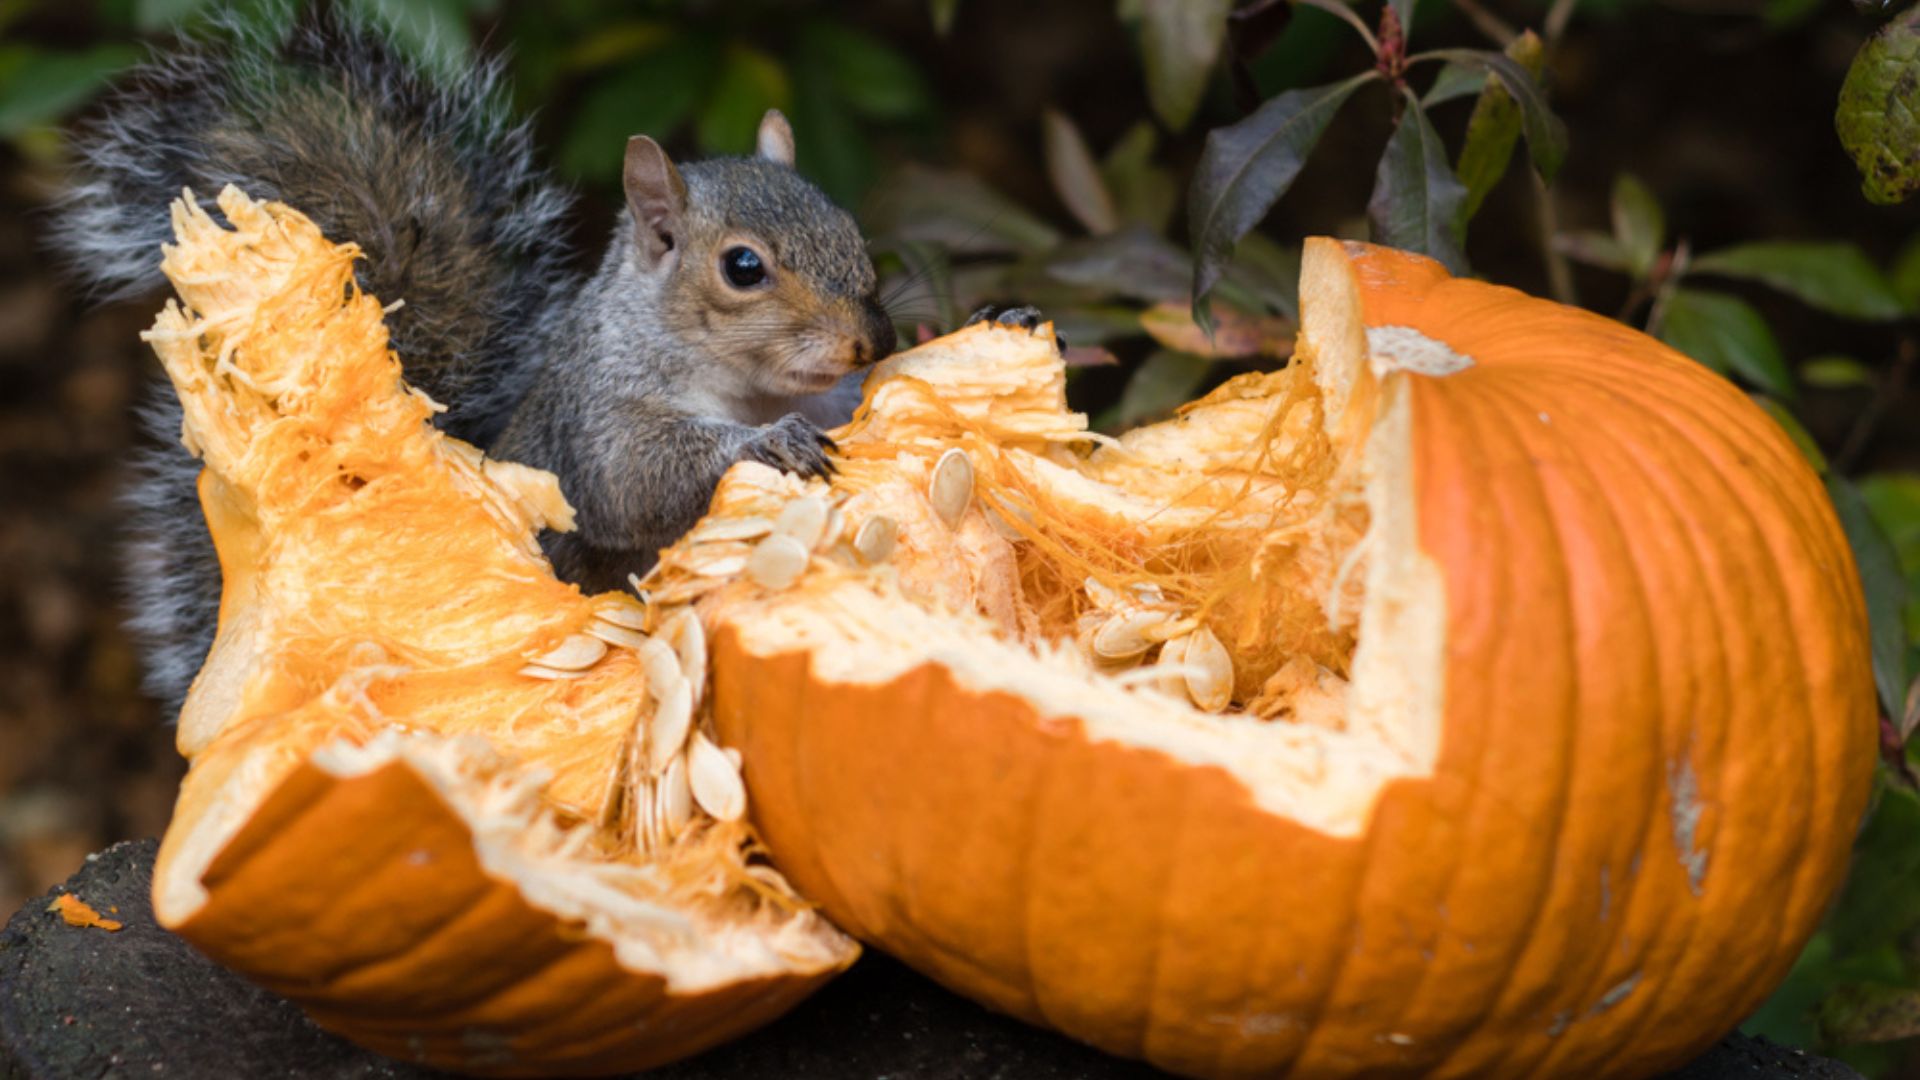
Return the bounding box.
[145,187,855,994]
[696,239,1452,837]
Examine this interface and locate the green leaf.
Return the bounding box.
[1139,0,1232,130]
[1836,8,1920,205]
[558,34,717,181]
[1388,0,1419,42]
[790,59,874,207]
[931,0,961,34]
[1423,62,1486,107]
[1828,783,1920,959]
[1753,396,1828,474]
[1659,289,1795,399]
[1892,233,1920,312]
[343,0,474,76]
[1555,230,1632,272]
[0,45,140,138]
[1859,472,1920,645]
[862,165,1060,256]
[799,21,929,121]
[1453,33,1542,228]
[1103,351,1215,430]
[1417,48,1567,183]
[1368,91,1468,273]
[694,46,790,156]
[1220,230,1302,320]
[1831,474,1912,722]
[136,0,212,31]
[1610,174,1665,279]
[1100,121,1178,231]
[1691,242,1908,321]
[1042,109,1119,234]
[1802,355,1878,390]
[1188,71,1376,321]
[1048,225,1193,303]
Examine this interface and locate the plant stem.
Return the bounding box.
[1448,0,1518,46]
[1544,0,1580,47]
[1533,171,1577,305]
[1293,0,1381,55]
[1643,239,1690,337]
[1836,337,1916,474]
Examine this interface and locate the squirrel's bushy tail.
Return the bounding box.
[54,11,577,715]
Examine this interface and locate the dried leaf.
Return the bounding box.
[1610,174,1666,280]
[1140,301,1293,358]
[1453,33,1542,227]
[1042,109,1119,234]
[1140,0,1233,130]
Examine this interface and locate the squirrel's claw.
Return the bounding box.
[963,304,1067,356]
[742,413,837,481]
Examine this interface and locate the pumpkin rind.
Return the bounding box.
[697,238,1876,1078]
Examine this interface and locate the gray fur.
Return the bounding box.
[56,9,890,714]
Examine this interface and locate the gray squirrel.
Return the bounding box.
[51,13,946,715]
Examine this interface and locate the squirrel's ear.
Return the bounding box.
[756,110,796,167]
[624,136,688,268]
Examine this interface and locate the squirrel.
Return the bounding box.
[50,13,913,716]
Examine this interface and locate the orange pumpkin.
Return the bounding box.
[673,238,1877,1078]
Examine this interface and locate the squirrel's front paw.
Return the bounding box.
[740,413,837,479]
[964,304,1066,354]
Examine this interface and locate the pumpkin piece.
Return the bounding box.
[668,239,1875,1078]
[144,187,855,1078]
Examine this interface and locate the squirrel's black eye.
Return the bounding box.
[721,246,767,289]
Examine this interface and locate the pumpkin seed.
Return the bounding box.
[1154,634,1191,698]
[1143,617,1199,644]
[528,633,607,671]
[596,603,649,631]
[517,663,588,680]
[929,448,974,526]
[665,609,707,684]
[649,677,694,773]
[748,533,810,590]
[1183,626,1233,712]
[689,515,774,543]
[1084,576,1126,611]
[774,496,829,550]
[853,515,899,563]
[658,753,693,837]
[690,552,749,578]
[1092,608,1168,661]
[586,620,650,650]
[639,638,682,697]
[688,732,747,822]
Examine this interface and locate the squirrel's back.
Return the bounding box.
[55,13,577,714]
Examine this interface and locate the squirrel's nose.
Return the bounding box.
[861,302,897,363]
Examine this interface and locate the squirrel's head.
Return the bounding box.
[622,113,896,398]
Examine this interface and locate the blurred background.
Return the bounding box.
[2,0,1918,1070]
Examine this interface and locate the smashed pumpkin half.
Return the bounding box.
[674,243,1876,1076]
[145,188,855,1076]
[148,185,1872,1080]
